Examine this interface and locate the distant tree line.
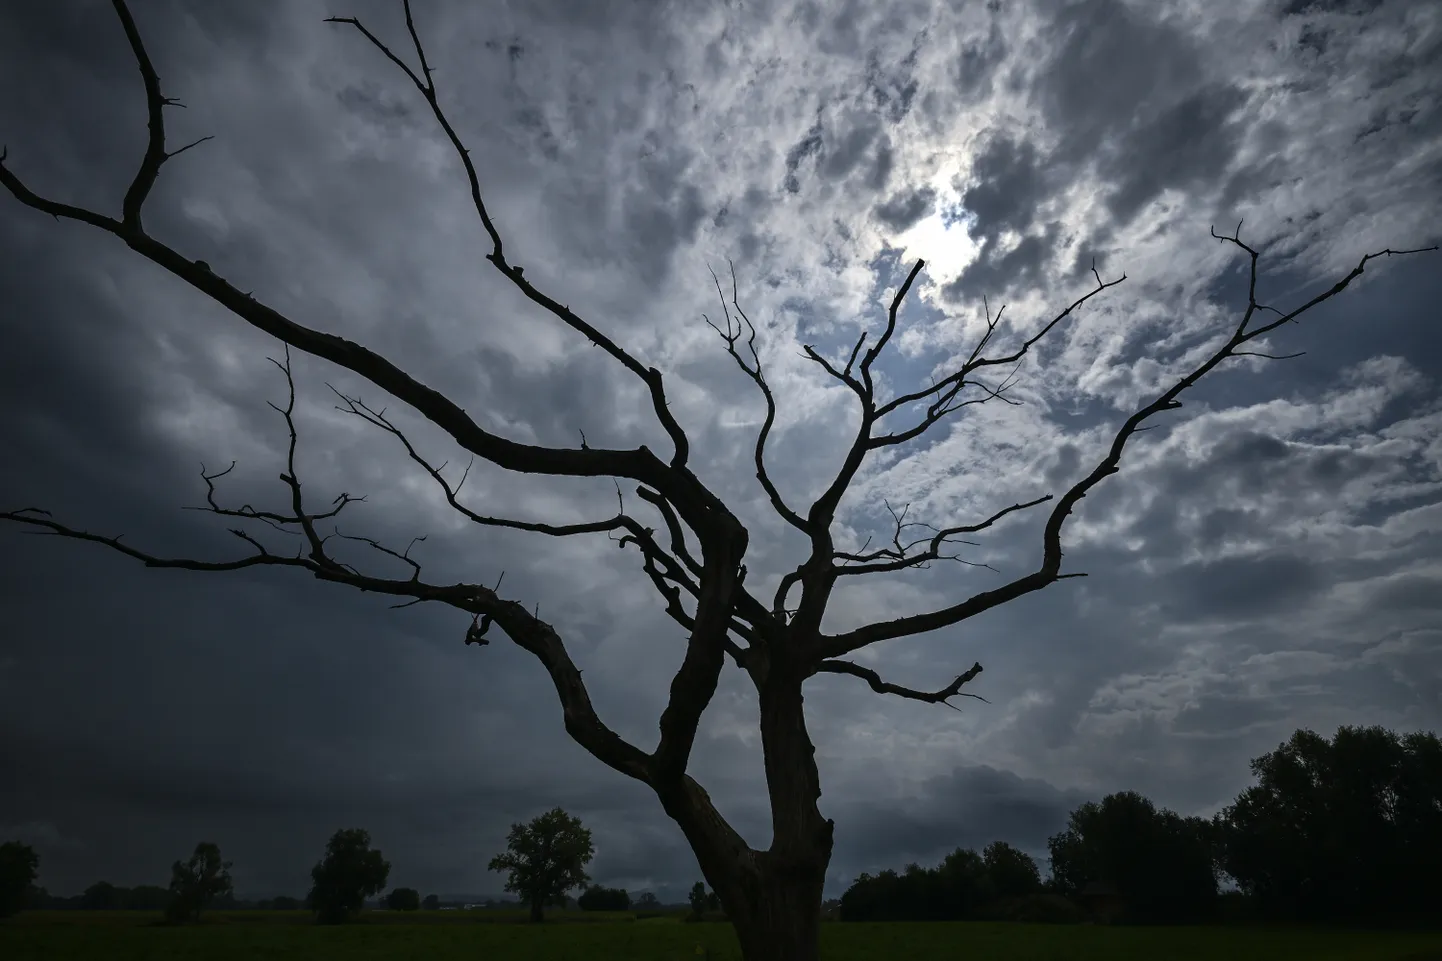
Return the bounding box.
[578,884,631,911]
[1,808,638,925]
[6,725,1433,929]
[841,725,1441,927]
[1,830,392,925]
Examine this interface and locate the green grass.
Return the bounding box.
[2,911,1439,960]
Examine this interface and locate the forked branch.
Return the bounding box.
[813,659,986,711]
[815,227,1438,661]
[324,2,691,469]
[833,495,1051,576]
[704,262,809,535]
[1,0,765,800]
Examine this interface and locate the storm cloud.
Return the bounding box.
[1,0,1439,904]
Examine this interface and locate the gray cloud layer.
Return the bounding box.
[1,0,1439,901]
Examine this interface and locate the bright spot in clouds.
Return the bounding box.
[892,181,979,288]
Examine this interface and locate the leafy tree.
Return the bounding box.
[934,847,996,918]
[307,828,391,924]
[635,891,661,910]
[688,881,709,919]
[488,808,594,923]
[1,3,1433,958]
[421,893,440,910]
[1048,791,1217,923]
[383,886,420,911]
[0,842,39,919]
[983,841,1042,899]
[165,841,234,922]
[839,847,1003,922]
[80,881,120,911]
[577,884,630,911]
[1216,726,1442,924]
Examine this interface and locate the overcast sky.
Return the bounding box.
[1,0,1439,903]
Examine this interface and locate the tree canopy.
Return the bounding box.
[1047,790,1218,923]
[0,842,39,919]
[488,807,594,923]
[306,828,391,925]
[165,841,234,923]
[578,884,631,912]
[383,887,421,911]
[1217,726,1442,925]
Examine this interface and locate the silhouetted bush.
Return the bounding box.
[384,887,421,911]
[577,884,630,911]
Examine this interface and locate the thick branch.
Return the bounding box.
[813,659,986,710]
[653,527,750,780]
[2,386,659,786]
[1,0,766,800]
[0,2,725,546]
[328,385,748,654]
[325,3,690,469]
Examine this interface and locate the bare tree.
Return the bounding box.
[1,3,1435,959]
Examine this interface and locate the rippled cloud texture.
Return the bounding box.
[2,0,1439,900]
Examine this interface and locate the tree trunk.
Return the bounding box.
[727,665,834,961]
[728,864,826,961]
[652,658,832,961]
[528,897,543,923]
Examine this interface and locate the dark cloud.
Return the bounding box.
[783,119,825,194]
[1369,574,1442,612]
[874,185,936,232]
[865,42,924,124]
[1171,695,1288,736]
[1162,553,1326,622]
[1101,84,1248,224]
[1038,0,1205,159]
[829,765,1088,879]
[941,223,1061,301]
[867,135,895,192]
[819,116,881,181]
[1278,0,1385,17]
[953,23,1008,97]
[960,135,1049,239]
[2,0,1439,909]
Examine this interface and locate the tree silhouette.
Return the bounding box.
[306,828,390,925]
[488,807,594,923]
[0,842,39,919]
[1048,791,1217,923]
[165,841,234,923]
[79,881,120,911]
[577,884,631,911]
[1217,726,1442,924]
[383,887,421,911]
[983,841,1042,900]
[688,881,709,919]
[0,2,1435,958]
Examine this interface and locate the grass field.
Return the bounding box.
[3,910,1440,960]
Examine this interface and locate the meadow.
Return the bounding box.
[3,911,1441,961]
